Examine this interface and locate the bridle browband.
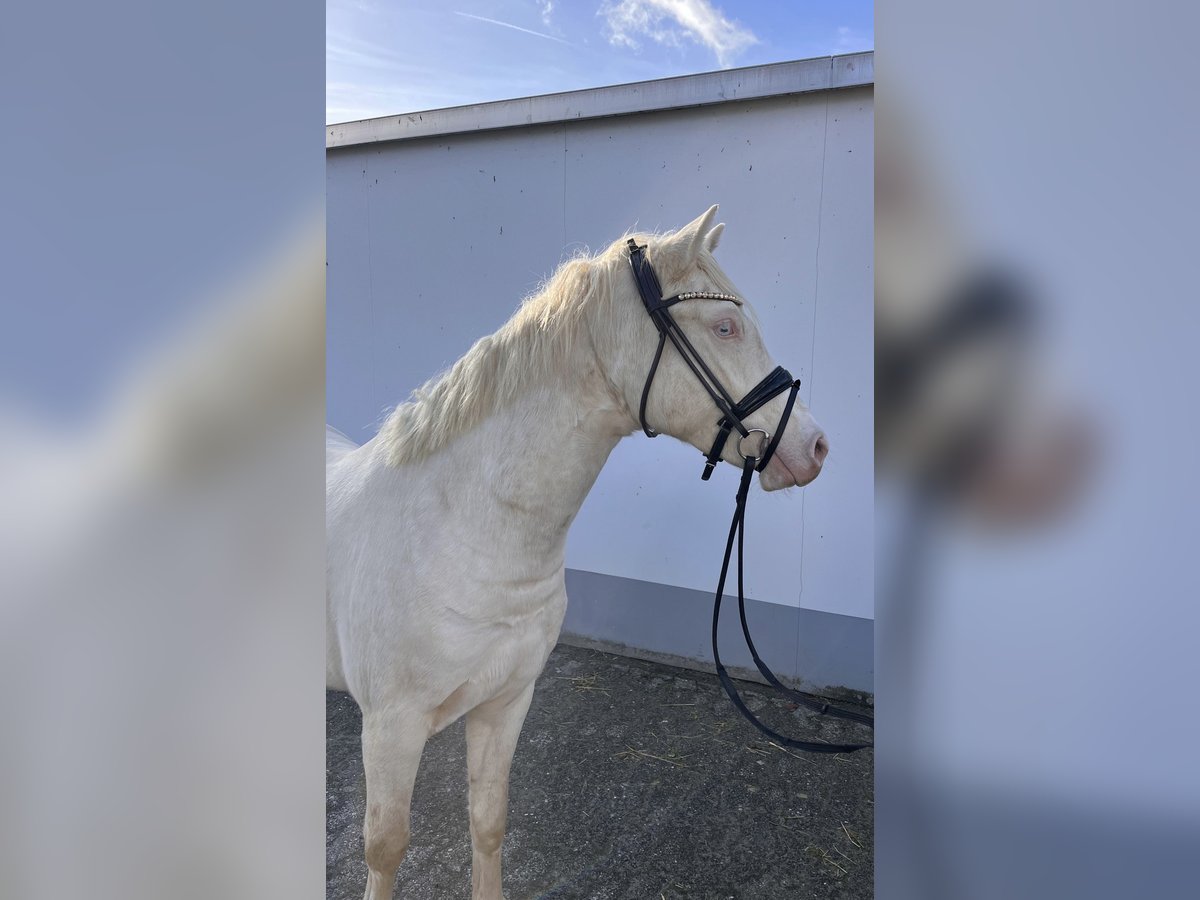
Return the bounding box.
[627,239,873,754]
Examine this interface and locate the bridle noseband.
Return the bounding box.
[627,239,873,754]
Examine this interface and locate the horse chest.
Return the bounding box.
[423,586,566,729]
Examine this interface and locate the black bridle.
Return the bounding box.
[627,239,873,754]
[628,239,800,478]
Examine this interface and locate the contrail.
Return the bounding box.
[453,11,570,45]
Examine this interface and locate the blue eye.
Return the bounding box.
[715,320,735,337]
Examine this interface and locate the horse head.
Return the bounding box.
[597,205,827,491]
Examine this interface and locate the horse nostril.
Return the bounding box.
[812,434,829,466]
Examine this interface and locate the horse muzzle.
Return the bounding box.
[759,428,828,491]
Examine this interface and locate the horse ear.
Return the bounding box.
[658,205,719,272]
[704,222,725,252]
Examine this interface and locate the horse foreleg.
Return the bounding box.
[465,681,536,900]
[360,707,428,900]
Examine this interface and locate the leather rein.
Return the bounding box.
[627,239,873,754]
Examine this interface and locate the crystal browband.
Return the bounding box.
[675,290,742,304]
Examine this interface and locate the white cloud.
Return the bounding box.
[539,1,555,28]
[599,0,757,68]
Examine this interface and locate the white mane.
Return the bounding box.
[376,224,741,467]
[378,247,615,466]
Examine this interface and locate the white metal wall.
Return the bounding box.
[327,84,873,621]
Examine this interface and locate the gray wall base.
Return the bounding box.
[562,568,873,698]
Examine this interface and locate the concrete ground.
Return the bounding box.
[327,644,873,900]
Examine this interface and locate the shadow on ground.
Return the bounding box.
[327,643,873,900]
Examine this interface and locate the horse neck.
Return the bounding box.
[427,327,635,564]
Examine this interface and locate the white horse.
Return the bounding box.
[326,206,829,900]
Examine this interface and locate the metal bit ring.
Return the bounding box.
[736,428,770,461]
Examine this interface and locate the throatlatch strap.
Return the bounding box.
[638,333,668,438]
[711,457,874,753]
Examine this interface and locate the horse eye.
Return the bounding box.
[714,319,736,338]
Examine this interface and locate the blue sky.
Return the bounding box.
[328,0,873,123]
